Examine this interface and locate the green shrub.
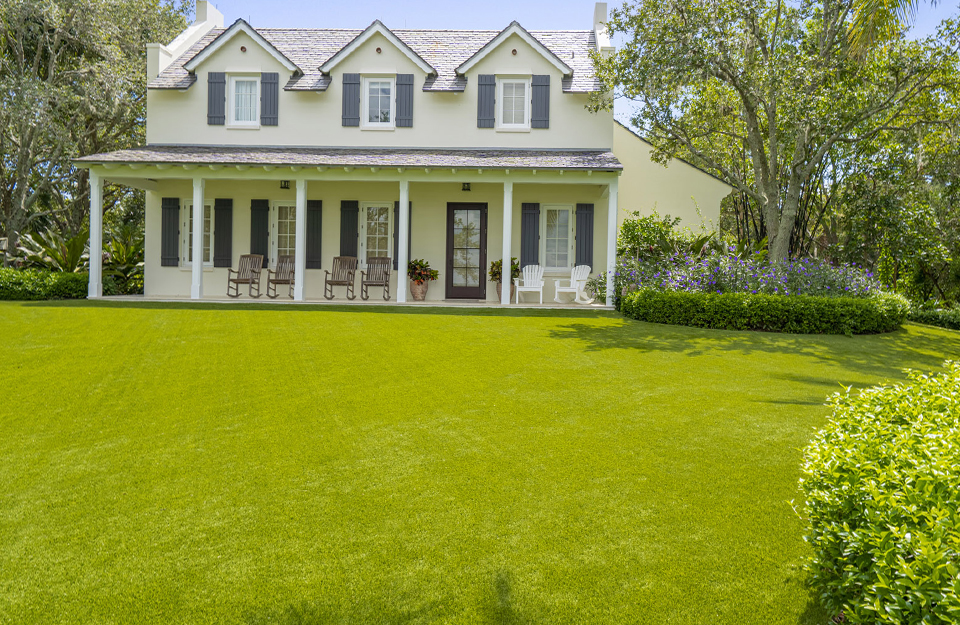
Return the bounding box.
[799,362,960,624]
[0,269,88,300]
[620,288,909,334]
[908,308,960,331]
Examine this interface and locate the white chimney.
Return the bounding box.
[594,2,614,55]
[147,1,224,79]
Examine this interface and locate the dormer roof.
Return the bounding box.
[149,27,601,93]
[456,21,573,78]
[182,19,299,73]
[318,20,436,76]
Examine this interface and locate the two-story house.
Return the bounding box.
[77,1,731,305]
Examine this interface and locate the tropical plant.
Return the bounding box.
[407,258,439,285]
[104,222,144,293]
[850,0,940,53]
[16,227,89,273]
[488,257,520,283]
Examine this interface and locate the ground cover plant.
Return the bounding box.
[0,301,957,623]
[800,362,960,623]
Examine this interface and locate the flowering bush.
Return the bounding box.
[407,259,439,285]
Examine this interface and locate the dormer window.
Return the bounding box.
[228,75,260,127]
[362,76,395,129]
[497,77,531,131]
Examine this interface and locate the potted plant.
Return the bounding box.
[407,258,439,301]
[489,257,521,301]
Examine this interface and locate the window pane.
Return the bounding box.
[545,208,570,268]
[277,205,296,257]
[235,80,257,123]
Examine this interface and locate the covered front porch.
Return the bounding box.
[78,146,621,307]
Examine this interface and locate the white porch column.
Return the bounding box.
[87,170,103,298]
[191,177,205,300]
[294,179,307,301]
[397,180,410,303]
[606,177,619,307]
[501,181,514,305]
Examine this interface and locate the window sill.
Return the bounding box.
[496,126,531,133]
[361,125,396,131]
[226,124,261,130]
[179,265,217,272]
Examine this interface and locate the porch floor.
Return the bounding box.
[100,294,613,310]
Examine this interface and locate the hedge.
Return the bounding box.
[0,269,89,300]
[908,308,960,331]
[799,362,960,624]
[619,288,909,334]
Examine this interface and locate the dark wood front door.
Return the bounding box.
[446,203,487,299]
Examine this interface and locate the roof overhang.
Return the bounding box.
[319,20,436,76]
[184,19,299,73]
[456,22,573,78]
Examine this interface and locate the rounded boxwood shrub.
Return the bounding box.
[799,362,960,624]
[0,269,88,300]
[619,288,909,334]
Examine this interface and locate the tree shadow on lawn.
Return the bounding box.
[547,320,960,383]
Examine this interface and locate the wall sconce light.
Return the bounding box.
[240,46,247,53]
[461,183,471,191]
[280,180,290,189]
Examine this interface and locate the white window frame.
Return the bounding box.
[497,77,531,131]
[269,201,297,269]
[540,204,575,272]
[361,76,396,130]
[228,74,260,128]
[180,200,214,269]
[359,202,394,266]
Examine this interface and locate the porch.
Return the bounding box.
[77,146,621,307]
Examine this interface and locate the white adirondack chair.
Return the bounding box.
[514,264,545,304]
[555,265,593,304]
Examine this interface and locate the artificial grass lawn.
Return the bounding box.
[1,301,957,624]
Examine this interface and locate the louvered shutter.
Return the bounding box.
[306,200,322,269]
[207,72,226,125]
[213,198,233,267]
[396,74,413,128]
[161,197,180,266]
[342,73,361,127]
[250,199,270,266]
[260,72,279,126]
[393,201,412,270]
[340,200,359,257]
[477,74,495,128]
[575,203,594,268]
[532,75,550,129]
[520,203,540,268]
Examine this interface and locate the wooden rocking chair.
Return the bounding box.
[226,254,264,298]
[360,256,392,301]
[324,256,357,300]
[267,254,295,299]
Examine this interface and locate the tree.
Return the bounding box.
[591,0,958,262]
[849,0,939,54]
[0,0,188,263]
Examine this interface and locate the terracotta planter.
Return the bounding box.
[410,280,429,301]
[495,282,516,302]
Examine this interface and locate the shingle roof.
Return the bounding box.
[148,27,601,93]
[75,146,621,170]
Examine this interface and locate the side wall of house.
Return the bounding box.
[613,122,731,231]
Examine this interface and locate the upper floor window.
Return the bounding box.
[229,75,259,127]
[498,78,530,130]
[363,77,395,129]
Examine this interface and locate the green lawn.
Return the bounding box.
[1,301,957,624]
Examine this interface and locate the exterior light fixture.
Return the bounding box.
[462,183,471,191]
[280,180,290,189]
[240,46,247,52]
[511,49,517,55]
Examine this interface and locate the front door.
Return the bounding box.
[446,203,487,299]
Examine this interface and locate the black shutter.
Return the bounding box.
[575,203,594,268]
[340,200,359,256]
[306,200,322,269]
[250,199,270,266]
[207,72,225,125]
[532,75,550,129]
[261,72,279,126]
[396,74,413,128]
[520,203,540,268]
[393,201,412,270]
[213,198,233,267]
[342,73,360,126]
[161,197,180,266]
[477,74,495,128]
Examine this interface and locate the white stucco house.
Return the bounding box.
[77,1,731,305]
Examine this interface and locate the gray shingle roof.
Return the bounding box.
[75,146,621,170]
[148,27,601,93]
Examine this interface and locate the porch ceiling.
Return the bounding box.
[74,146,622,172]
